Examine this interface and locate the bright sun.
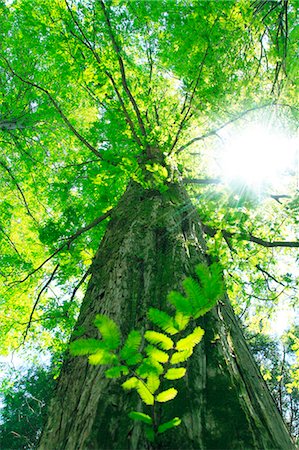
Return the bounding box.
[219,125,297,190]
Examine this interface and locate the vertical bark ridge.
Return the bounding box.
[39,181,294,450]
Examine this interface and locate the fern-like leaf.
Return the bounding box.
[195,263,224,304]
[176,326,204,351]
[148,308,178,335]
[88,349,118,365]
[128,411,152,425]
[145,345,169,363]
[170,348,193,364]
[156,388,178,402]
[158,417,181,433]
[94,314,121,350]
[164,367,186,380]
[167,291,192,316]
[69,338,105,356]
[105,365,129,378]
[136,381,155,405]
[146,373,160,394]
[120,330,142,365]
[137,358,164,377]
[144,330,173,350]
[122,377,139,390]
[182,277,204,314]
[174,311,189,331]
[120,330,141,358]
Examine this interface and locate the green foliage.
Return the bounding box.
[156,388,178,403]
[164,368,186,380]
[144,330,174,351]
[128,411,152,425]
[70,263,222,442]
[0,366,55,450]
[69,338,106,356]
[94,314,121,350]
[147,308,179,335]
[176,327,205,351]
[158,417,182,434]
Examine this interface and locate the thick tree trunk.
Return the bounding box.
[39,181,295,450]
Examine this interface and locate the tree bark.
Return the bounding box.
[39,181,295,450]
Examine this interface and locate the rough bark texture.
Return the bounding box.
[39,181,295,450]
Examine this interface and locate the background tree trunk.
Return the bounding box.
[39,182,295,450]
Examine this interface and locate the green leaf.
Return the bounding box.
[148,308,178,335]
[158,417,181,433]
[182,277,204,314]
[144,330,174,350]
[88,349,117,365]
[167,291,193,316]
[176,326,205,351]
[170,348,193,364]
[122,377,154,405]
[125,352,143,366]
[164,367,186,380]
[120,330,142,360]
[136,382,155,405]
[146,373,160,394]
[174,311,190,331]
[105,365,129,378]
[69,338,105,356]
[145,345,169,363]
[156,388,178,402]
[122,377,139,390]
[128,411,152,425]
[94,314,121,350]
[137,358,164,377]
[195,263,224,303]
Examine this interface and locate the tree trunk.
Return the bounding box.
[39,181,295,450]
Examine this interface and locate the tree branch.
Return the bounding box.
[22,264,60,343]
[1,56,103,159]
[9,209,113,286]
[99,0,147,143]
[69,268,91,303]
[170,45,210,154]
[176,102,297,154]
[183,177,221,185]
[0,225,21,257]
[0,160,37,223]
[202,223,299,248]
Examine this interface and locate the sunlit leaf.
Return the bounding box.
[156,388,178,402]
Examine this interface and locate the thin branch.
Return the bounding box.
[99,0,147,143]
[22,264,60,343]
[105,71,143,146]
[0,225,21,257]
[256,264,286,287]
[62,1,144,147]
[9,208,113,286]
[183,178,221,185]
[177,102,297,154]
[170,45,210,154]
[0,160,37,223]
[202,223,299,248]
[270,194,291,204]
[1,56,103,159]
[69,268,91,303]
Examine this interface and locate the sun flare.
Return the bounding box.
[219,125,297,190]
